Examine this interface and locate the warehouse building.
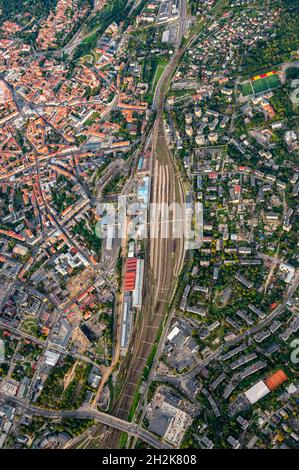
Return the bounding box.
[132,259,144,308]
[120,293,133,353]
[121,257,145,352]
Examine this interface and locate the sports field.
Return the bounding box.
[252,74,281,93]
[241,73,281,96]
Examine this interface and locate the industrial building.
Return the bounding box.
[124,257,138,291]
[120,293,133,353]
[121,257,145,352]
[132,259,144,308]
[124,257,145,306]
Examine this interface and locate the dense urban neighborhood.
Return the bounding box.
[0,0,298,452]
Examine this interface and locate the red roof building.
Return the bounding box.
[124,258,138,291]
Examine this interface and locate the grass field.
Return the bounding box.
[241,82,253,96]
[80,54,94,65]
[252,74,281,93]
[118,432,128,449]
[241,74,281,96]
[21,319,39,337]
[151,60,168,94]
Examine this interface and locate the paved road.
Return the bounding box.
[90,0,232,449]
[0,395,171,449]
[101,0,188,445]
[155,289,299,387]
